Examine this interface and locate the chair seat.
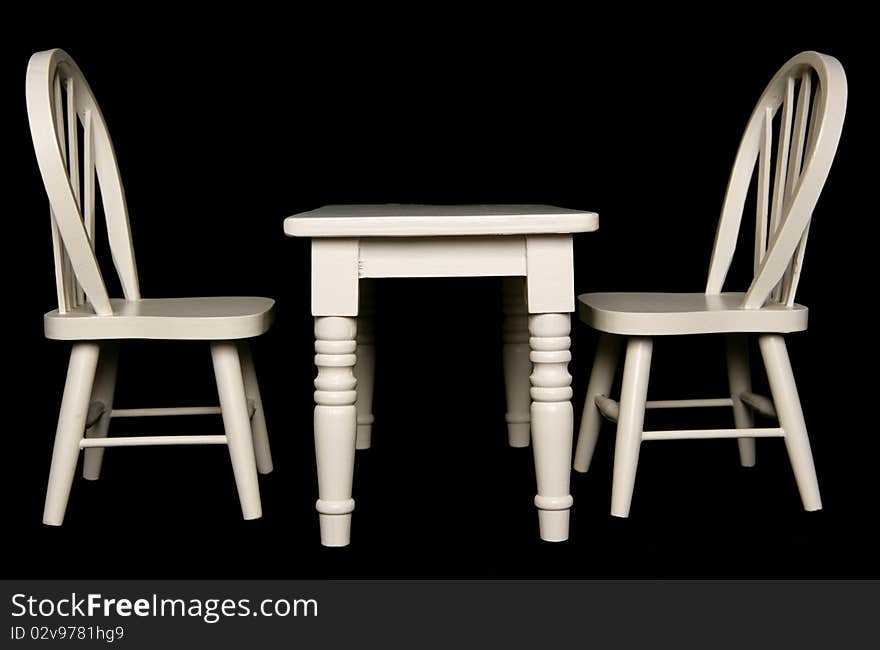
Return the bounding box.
[578,292,808,335]
[45,297,275,341]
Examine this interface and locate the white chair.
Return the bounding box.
[27,49,275,525]
[572,51,847,517]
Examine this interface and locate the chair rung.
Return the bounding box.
[109,400,256,419]
[739,392,777,418]
[595,395,620,422]
[594,396,734,423]
[111,406,222,417]
[80,435,228,448]
[85,401,107,429]
[646,398,733,409]
[641,427,783,441]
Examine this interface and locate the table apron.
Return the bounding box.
[310,234,575,315]
[358,236,527,278]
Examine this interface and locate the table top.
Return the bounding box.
[284,204,599,237]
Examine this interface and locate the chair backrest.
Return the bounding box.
[27,48,140,316]
[705,51,847,308]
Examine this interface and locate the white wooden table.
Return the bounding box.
[284,204,599,545]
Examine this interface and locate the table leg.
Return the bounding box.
[529,312,574,542]
[314,316,358,546]
[503,277,531,447]
[354,281,375,450]
[525,234,575,541]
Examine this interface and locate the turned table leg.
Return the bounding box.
[529,312,574,541]
[311,238,360,546]
[314,316,358,546]
[503,277,531,447]
[524,234,575,541]
[354,281,375,450]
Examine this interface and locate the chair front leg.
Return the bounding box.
[726,334,756,467]
[212,341,263,520]
[83,342,119,480]
[237,341,273,474]
[610,337,652,518]
[759,334,821,511]
[44,342,101,525]
[574,334,622,472]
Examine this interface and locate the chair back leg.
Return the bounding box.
[725,334,757,467]
[574,334,621,472]
[83,342,119,480]
[237,342,273,474]
[44,342,101,525]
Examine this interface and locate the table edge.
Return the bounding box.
[282,212,600,237]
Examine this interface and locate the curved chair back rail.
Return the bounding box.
[706,51,847,309]
[27,48,139,316]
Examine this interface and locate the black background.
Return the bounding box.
[3,7,876,578]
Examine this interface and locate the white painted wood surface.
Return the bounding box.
[726,334,756,467]
[573,51,846,518]
[43,342,100,525]
[739,392,777,418]
[645,398,733,409]
[28,49,274,524]
[529,313,575,541]
[353,282,376,450]
[572,334,620,472]
[502,278,532,448]
[313,316,358,546]
[526,235,575,313]
[238,342,273,474]
[212,341,263,520]
[610,337,652,518]
[311,239,359,317]
[288,204,595,545]
[359,237,527,278]
[759,335,821,510]
[579,292,808,335]
[640,427,783,441]
[285,204,598,237]
[82,342,117,479]
[44,297,274,340]
[111,406,224,417]
[706,51,847,307]
[591,395,737,425]
[80,435,228,447]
